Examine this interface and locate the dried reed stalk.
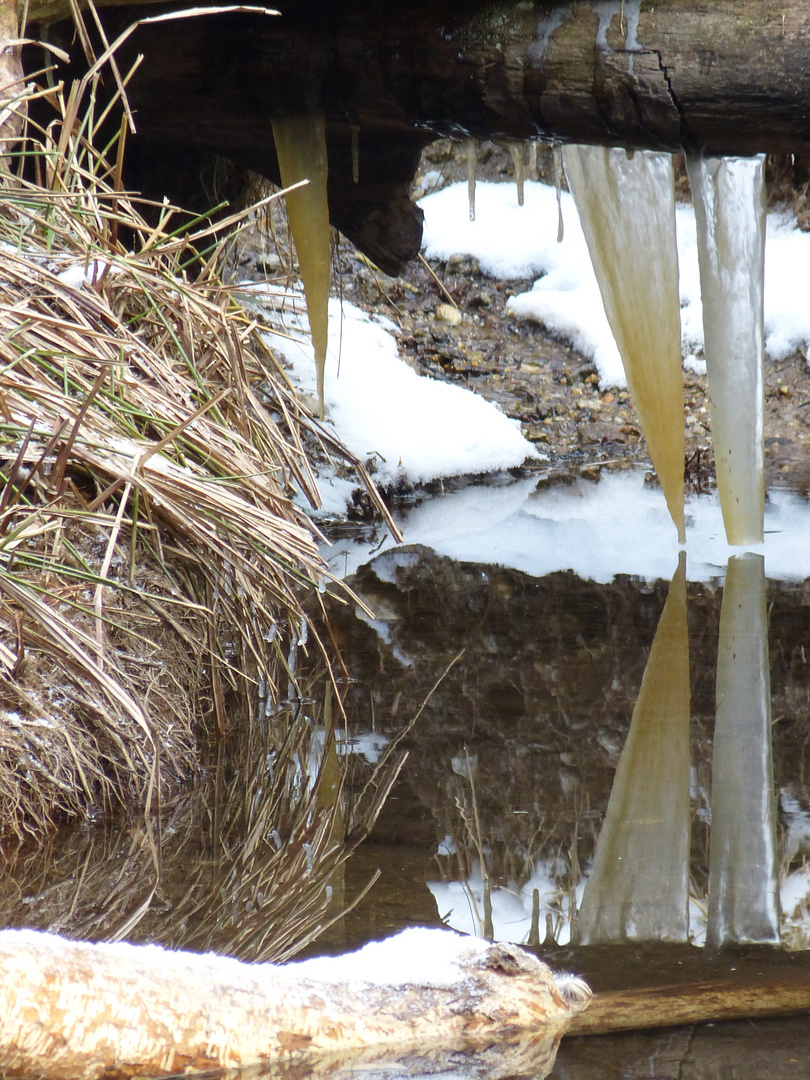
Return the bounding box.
[0,71,385,844]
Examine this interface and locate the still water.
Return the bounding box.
[318,467,810,1076]
[3,468,810,1078]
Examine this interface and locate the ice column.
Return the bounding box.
[563,146,685,542]
[466,138,477,221]
[706,553,780,946]
[686,155,766,545]
[509,142,525,206]
[272,115,331,418]
[578,553,691,943]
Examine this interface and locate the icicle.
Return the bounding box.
[528,141,538,182]
[706,553,780,947]
[350,124,360,184]
[271,114,331,419]
[552,143,564,242]
[509,142,525,206]
[686,154,766,545]
[578,553,690,944]
[563,145,685,541]
[465,137,477,222]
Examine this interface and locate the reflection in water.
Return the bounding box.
[326,537,810,954]
[430,551,790,949]
[578,553,691,944]
[707,552,780,946]
[2,502,810,1075]
[0,709,399,964]
[580,551,781,947]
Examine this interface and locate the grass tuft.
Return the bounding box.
[0,70,380,850]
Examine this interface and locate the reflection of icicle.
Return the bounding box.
[563,145,685,541]
[509,143,525,206]
[578,552,690,944]
[706,553,780,947]
[686,155,766,545]
[465,138,477,222]
[271,114,331,419]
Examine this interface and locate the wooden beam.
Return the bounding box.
[27,0,810,156]
[23,0,810,272]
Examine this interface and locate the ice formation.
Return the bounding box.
[706,553,780,946]
[272,114,331,417]
[563,144,686,541]
[687,154,766,545]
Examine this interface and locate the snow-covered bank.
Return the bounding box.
[261,294,540,515]
[254,177,810,532]
[420,180,810,388]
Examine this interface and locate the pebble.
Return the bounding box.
[436,303,462,326]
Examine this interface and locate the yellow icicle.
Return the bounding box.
[563,145,686,542]
[272,114,331,418]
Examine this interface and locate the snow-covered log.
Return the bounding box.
[0,927,591,1080]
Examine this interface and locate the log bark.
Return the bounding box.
[27,0,810,155]
[568,975,810,1035]
[0,928,590,1080]
[538,941,810,1036]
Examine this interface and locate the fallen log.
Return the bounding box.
[569,975,810,1036]
[538,941,810,1036]
[0,927,591,1080]
[20,0,810,275]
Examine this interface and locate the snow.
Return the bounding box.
[260,292,540,500]
[420,179,810,386]
[429,861,585,947]
[288,927,489,986]
[245,173,810,578]
[56,259,122,288]
[421,181,626,385]
[249,174,810,549]
[322,469,810,585]
[0,926,520,993]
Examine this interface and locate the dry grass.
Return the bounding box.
[0,68,390,847]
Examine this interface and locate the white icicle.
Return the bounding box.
[528,141,538,182]
[552,143,564,242]
[465,138,477,222]
[509,142,525,206]
[686,154,766,546]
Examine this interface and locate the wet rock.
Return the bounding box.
[436,303,462,326]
